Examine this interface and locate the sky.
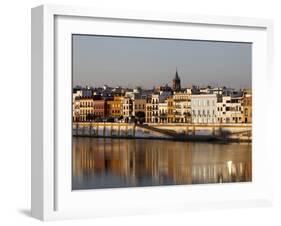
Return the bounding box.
[72,35,252,90]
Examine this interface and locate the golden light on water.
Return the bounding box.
[72,138,252,189]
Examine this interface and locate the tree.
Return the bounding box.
[107,117,115,122]
[135,111,145,124]
[86,113,96,121]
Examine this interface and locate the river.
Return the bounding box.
[72,137,251,190]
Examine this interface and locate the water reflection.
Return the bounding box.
[72,138,252,190]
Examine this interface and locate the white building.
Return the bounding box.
[122,96,133,122]
[190,94,217,124]
[217,96,244,123]
[149,92,171,123]
[73,97,80,122]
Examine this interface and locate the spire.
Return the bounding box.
[175,67,179,80]
[172,67,181,92]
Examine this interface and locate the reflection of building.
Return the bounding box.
[172,69,181,92]
[73,139,252,189]
[191,94,217,124]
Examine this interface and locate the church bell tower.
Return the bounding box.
[172,69,181,92]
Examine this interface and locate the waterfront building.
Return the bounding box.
[122,96,133,122]
[217,96,244,123]
[151,94,160,123]
[191,94,217,124]
[73,97,80,122]
[242,89,252,123]
[173,92,191,123]
[148,92,171,123]
[79,97,94,121]
[158,102,168,123]
[133,99,146,116]
[106,96,123,119]
[145,100,153,123]
[172,69,181,92]
[167,96,175,123]
[93,99,107,119]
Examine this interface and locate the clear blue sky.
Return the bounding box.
[72,35,251,89]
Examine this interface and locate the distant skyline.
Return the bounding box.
[73,35,252,90]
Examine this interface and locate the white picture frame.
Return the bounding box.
[31,4,274,221]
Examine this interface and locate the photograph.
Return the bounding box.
[71,35,252,190]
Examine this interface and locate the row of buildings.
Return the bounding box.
[73,71,252,124]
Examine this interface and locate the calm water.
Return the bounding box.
[72,137,252,190]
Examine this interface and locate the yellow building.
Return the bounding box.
[243,89,252,123]
[173,92,191,123]
[107,96,123,118]
[145,100,153,123]
[133,99,146,116]
[167,97,175,123]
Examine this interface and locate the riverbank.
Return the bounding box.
[73,122,252,143]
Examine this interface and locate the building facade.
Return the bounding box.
[167,97,175,123]
[217,96,244,123]
[173,92,191,123]
[122,97,133,122]
[79,97,94,121]
[191,94,217,124]
[158,102,168,123]
[93,99,107,119]
[73,97,80,122]
[107,96,123,119]
[145,100,153,123]
[242,89,252,123]
[133,99,146,116]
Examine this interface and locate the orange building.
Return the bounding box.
[167,96,175,123]
[106,96,123,118]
